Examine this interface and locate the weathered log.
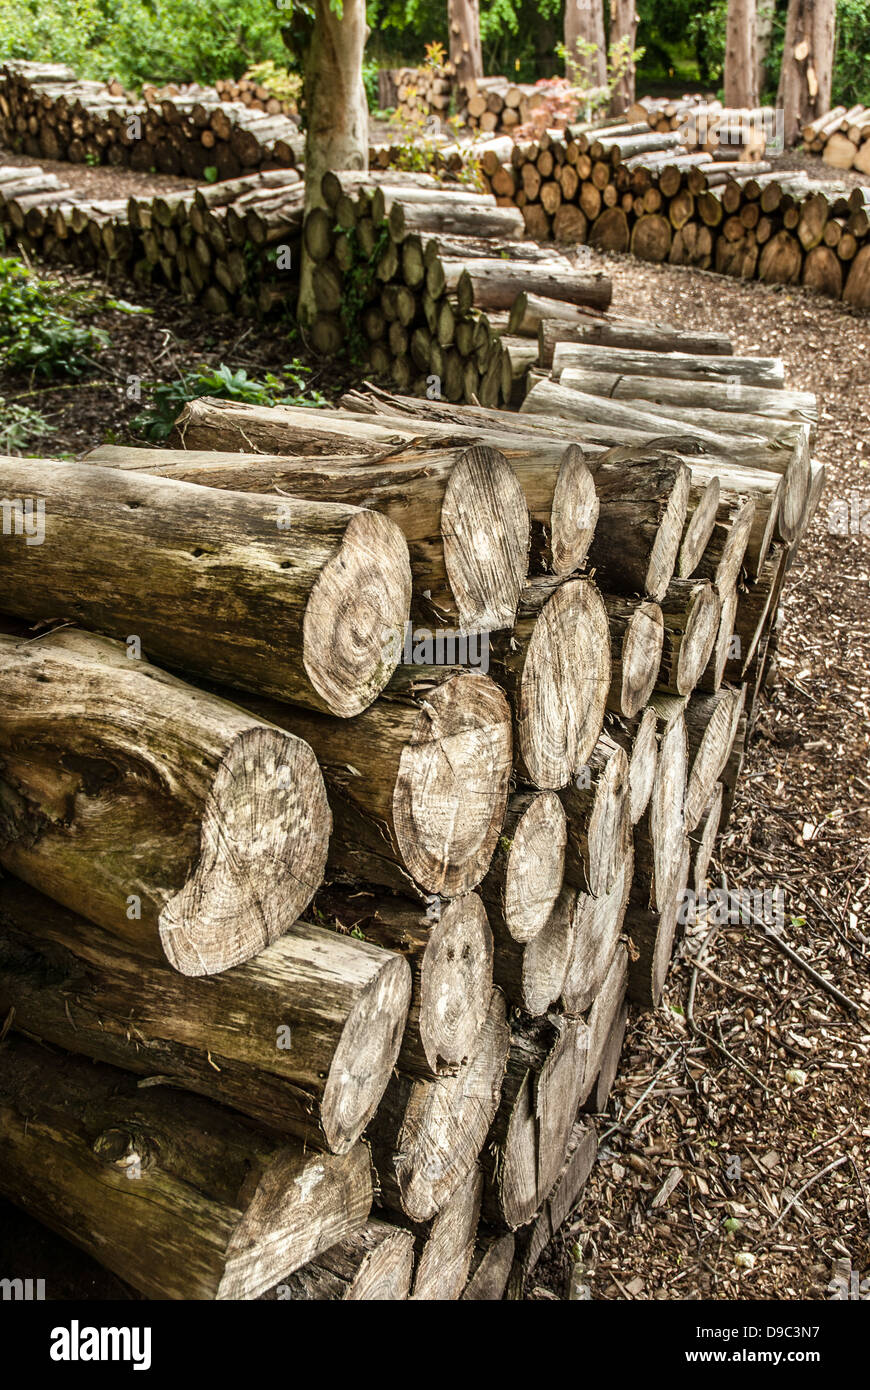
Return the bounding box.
[602,594,665,717]
[82,440,530,636]
[479,790,567,944]
[0,457,411,717]
[635,701,689,909]
[408,1165,483,1300]
[563,848,633,1014]
[462,1232,516,1299]
[627,840,689,1008]
[585,448,691,601]
[0,877,410,1153]
[506,1120,597,1298]
[492,885,576,1015]
[538,318,733,367]
[561,735,632,898]
[657,578,721,695]
[0,1037,372,1300]
[550,342,784,387]
[0,629,329,976]
[689,782,724,893]
[276,1220,414,1301]
[315,887,492,1078]
[370,987,509,1222]
[237,671,512,899]
[489,578,611,789]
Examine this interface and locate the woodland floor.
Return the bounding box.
[0,162,868,1302]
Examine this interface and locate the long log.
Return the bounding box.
[0,1037,372,1300]
[0,629,329,976]
[0,457,411,717]
[0,877,410,1153]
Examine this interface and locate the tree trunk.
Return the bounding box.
[0,630,330,977]
[298,0,369,324]
[448,0,484,88]
[609,0,639,116]
[725,0,760,109]
[564,0,608,89]
[0,878,410,1154]
[0,458,411,718]
[0,1037,372,1300]
[777,0,837,147]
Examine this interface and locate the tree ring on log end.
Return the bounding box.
[504,791,567,943]
[322,952,412,1152]
[678,476,720,577]
[303,509,412,717]
[393,673,512,897]
[645,462,690,600]
[676,583,720,694]
[627,706,658,825]
[587,743,632,896]
[620,600,664,716]
[651,711,688,905]
[419,894,494,1073]
[440,444,530,633]
[519,578,610,789]
[159,725,330,976]
[550,444,599,575]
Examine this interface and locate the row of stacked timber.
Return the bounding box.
[0,60,302,178]
[0,309,822,1295]
[458,77,547,134]
[377,65,456,123]
[804,104,870,174]
[627,94,776,157]
[303,168,612,400]
[0,164,304,316]
[474,126,870,307]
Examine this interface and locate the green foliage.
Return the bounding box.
[0,0,289,89]
[339,222,391,362]
[362,56,381,109]
[0,398,53,453]
[245,59,303,107]
[832,0,870,105]
[0,257,109,377]
[130,361,326,442]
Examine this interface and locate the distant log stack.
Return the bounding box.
[0,60,302,178]
[804,104,870,176]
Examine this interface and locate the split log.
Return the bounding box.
[0,1037,372,1300]
[689,783,724,893]
[0,629,329,976]
[611,705,660,825]
[0,457,411,717]
[635,702,689,908]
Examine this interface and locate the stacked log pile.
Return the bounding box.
[473,127,870,307]
[804,105,870,175]
[0,60,302,179]
[377,66,455,123]
[0,318,817,1296]
[0,164,304,316]
[302,169,612,400]
[627,94,777,156]
[458,77,546,135]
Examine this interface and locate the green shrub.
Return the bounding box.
[131,361,327,441]
[0,258,109,377]
[0,398,54,453]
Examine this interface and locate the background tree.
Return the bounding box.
[564,0,607,87]
[448,0,483,86]
[777,0,836,145]
[724,0,760,107]
[609,0,640,114]
[297,0,369,323]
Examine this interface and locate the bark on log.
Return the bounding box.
[0,629,329,976]
[0,457,411,717]
[0,877,410,1153]
[0,1037,372,1300]
[236,671,512,899]
[584,448,691,601]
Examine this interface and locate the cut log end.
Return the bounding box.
[158,725,330,976]
[394,672,513,896]
[504,791,567,943]
[303,508,412,717]
[441,444,530,633]
[646,461,691,600]
[419,894,494,1073]
[550,444,599,574]
[621,600,665,716]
